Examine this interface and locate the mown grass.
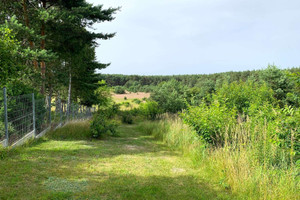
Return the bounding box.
[137,118,300,200]
[0,121,233,200]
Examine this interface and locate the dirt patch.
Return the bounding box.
[171,168,186,173]
[113,92,150,100]
[123,144,144,151]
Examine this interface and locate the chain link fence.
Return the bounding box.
[0,88,95,148]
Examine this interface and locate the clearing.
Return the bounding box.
[112,91,150,102]
[0,121,232,200]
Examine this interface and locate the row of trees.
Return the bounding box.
[0,0,118,106]
[101,67,300,93]
[102,66,300,108]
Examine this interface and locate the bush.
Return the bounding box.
[132,98,141,104]
[142,116,298,199]
[122,101,131,108]
[260,65,293,105]
[151,79,188,113]
[181,101,236,146]
[120,112,133,124]
[140,101,161,120]
[181,80,299,162]
[90,109,118,138]
[114,86,125,94]
[124,96,127,100]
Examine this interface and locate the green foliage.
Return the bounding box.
[214,81,275,115]
[122,101,131,108]
[151,79,188,113]
[141,117,299,199]
[140,101,161,120]
[100,67,300,109]
[120,111,134,124]
[286,72,300,107]
[132,98,141,104]
[0,0,119,106]
[90,111,118,138]
[114,86,125,94]
[94,80,112,107]
[0,27,23,86]
[260,65,293,105]
[181,101,237,145]
[124,96,127,100]
[181,80,299,157]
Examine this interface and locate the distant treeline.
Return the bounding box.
[98,67,300,93]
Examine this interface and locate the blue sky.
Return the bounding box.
[87,0,300,75]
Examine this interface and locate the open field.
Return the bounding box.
[112,92,150,101]
[0,121,232,200]
[112,92,150,110]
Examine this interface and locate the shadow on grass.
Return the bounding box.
[81,173,233,200]
[0,122,235,199]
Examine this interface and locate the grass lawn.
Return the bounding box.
[0,121,233,200]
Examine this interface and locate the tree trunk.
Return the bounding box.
[67,70,72,119]
[40,0,47,94]
[22,0,39,69]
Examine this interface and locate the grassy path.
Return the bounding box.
[0,122,232,200]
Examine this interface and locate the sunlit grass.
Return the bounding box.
[0,121,232,199]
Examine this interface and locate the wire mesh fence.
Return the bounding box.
[0,88,95,148]
[7,93,34,145]
[35,96,50,135]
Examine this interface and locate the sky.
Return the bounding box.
[87,0,300,75]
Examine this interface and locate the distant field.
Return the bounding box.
[112,92,150,110]
[112,92,150,101]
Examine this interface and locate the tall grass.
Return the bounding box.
[137,117,299,200]
[47,121,91,140]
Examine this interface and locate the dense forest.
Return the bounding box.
[100,67,300,93]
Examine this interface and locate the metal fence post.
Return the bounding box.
[3,87,9,147]
[72,104,75,120]
[32,93,36,137]
[48,96,51,126]
[59,98,62,126]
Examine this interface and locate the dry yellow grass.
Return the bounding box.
[112,91,150,100]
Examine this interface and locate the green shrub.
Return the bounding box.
[124,96,127,100]
[90,109,118,138]
[181,101,236,146]
[114,86,125,94]
[132,98,141,104]
[140,101,161,120]
[214,81,275,115]
[122,101,130,108]
[181,80,299,163]
[146,117,298,200]
[260,65,293,105]
[151,79,188,113]
[129,108,141,116]
[120,112,133,124]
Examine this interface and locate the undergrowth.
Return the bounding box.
[47,121,91,140]
[137,118,300,200]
